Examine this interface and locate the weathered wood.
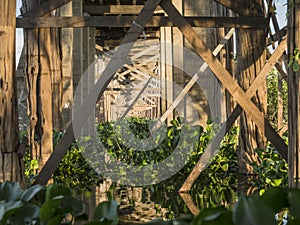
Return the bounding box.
[22,0,65,175]
[0,0,23,183]
[235,0,267,194]
[288,0,300,188]
[214,0,263,16]
[21,0,71,17]
[158,28,234,126]
[160,0,279,140]
[34,0,162,185]
[84,5,163,15]
[60,2,74,129]
[16,16,268,28]
[178,193,200,215]
[180,38,288,192]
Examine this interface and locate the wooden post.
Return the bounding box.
[60,2,74,130]
[235,0,267,194]
[288,0,300,188]
[0,0,23,183]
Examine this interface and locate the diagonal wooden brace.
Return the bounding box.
[159,0,288,190]
[180,38,288,192]
[33,0,162,186]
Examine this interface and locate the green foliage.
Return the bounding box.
[266,69,288,129]
[250,145,288,193]
[0,182,118,225]
[145,122,239,218]
[288,48,300,72]
[2,182,300,225]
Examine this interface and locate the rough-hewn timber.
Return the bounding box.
[0,0,23,183]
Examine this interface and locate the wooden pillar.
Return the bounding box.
[235,0,267,194]
[22,0,65,171]
[60,2,73,130]
[0,0,23,183]
[288,0,300,188]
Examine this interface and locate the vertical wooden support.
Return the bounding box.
[288,0,300,188]
[22,0,65,172]
[72,0,83,91]
[0,0,23,183]
[160,26,174,124]
[235,0,267,193]
[172,0,184,120]
[60,2,73,129]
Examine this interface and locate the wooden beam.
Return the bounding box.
[21,0,72,17]
[33,0,162,186]
[160,0,287,167]
[180,38,288,192]
[84,5,164,15]
[16,16,268,28]
[214,0,263,16]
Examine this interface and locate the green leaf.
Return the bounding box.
[288,188,300,219]
[293,60,299,72]
[7,203,39,225]
[39,197,63,224]
[260,187,288,213]
[46,214,63,225]
[233,195,277,225]
[288,218,300,225]
[45,184,70,201]
[93,200,118,224]
[0,182,22,202]
[2,201,23,223]
[192,207,233,225]
[20,184,43,202]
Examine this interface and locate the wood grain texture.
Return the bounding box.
[34,0,162,185]
[0,0,23,183]
[16,16,268,28]
[288,0,300,188]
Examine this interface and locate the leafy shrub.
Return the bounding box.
[0,181,118,225]
[2,182,300,225]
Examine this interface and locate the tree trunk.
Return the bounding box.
[288,0,300,188]
[0,0,24,183]
[236,0,267,194]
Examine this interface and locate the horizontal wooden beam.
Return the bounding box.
[84,5,164,15]
[21,0,71,17]
[16,16,268,28]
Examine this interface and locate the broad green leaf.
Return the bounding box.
[47,214,63,225]
[288,218,300,225]
[45,184,70,201]
[260,187,288,213]
[0,182,22,202]
[7,203,39,225]
[2,201,23,223]
[233,196,277,225]
[93,200,118,223]
[39,197,62,224]
[20,184,43,202]
[192,207,233,225]
[288,189,300,219]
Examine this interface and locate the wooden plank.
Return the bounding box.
[288,0,300,188]
[214,0,263,16]
[0,0,23,183]
[21,0,71,17]
[157,28,234,126]
[84,5,164,15]
[179,38,288,192]
[178,193,200,215]
[16,16,268,28]
[33,0,162,186]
